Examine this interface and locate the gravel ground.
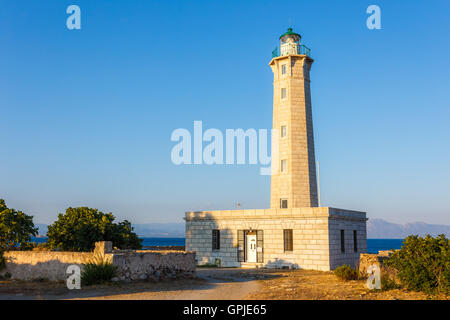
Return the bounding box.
[0,268,447,300]
[0,268,266,300]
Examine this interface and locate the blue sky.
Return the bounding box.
[1,0,449,225]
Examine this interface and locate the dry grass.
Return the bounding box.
[1,268,449,300]
[245,269,449,300]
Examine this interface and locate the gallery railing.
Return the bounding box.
[272,44,311,58]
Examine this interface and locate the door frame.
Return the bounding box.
[246,232,257,263]
[237,229,264,263]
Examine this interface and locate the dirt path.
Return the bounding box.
[0,268,446,300]
[74,268,263,300]
[0,268,265,300]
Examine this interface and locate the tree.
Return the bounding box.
[46,207,142,252]
[385,234,449,293]
[0,199,38,251]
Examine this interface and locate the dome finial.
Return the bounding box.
[279,27,301,40]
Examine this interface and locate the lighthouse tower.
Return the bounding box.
[185,28,367,271]
[269,28,318,209]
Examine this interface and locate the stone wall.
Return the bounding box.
[269,54,319,208]
[0,242,196,282]
[112,250,196,281]
[328,212,368,269]
[0,251,95,281]
[185,207,367,271]
[359,251,394,274]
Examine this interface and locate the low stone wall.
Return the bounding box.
[112,250,196,281]
[359,251,394,274]
[0,242,196,282]
[1,251,95,281]
[359,250,400,287]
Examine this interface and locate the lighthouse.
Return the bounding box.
[185,28,367,271]
[270,28,318,209]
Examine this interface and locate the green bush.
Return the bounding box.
[0,199,38,251]
[385,234,449,294]
[380,272,401,291]
[334,264,359,281]
[0,251,5,271]
[198,263,218,268]
[31,243,50,251]
[47,207,142,252]
[81,262,118,286]
[0,272,11,280]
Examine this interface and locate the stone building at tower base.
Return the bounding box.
[185,207,366,271]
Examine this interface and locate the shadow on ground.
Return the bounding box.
[0,268,285,300]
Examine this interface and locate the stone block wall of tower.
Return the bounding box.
[270,54,318,209]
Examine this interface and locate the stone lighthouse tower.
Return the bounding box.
[185,28,367,271]
[269,28,318,209]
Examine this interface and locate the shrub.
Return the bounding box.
[385,234,449,294]
[47,207,142,252]
[380,272,401,291]
[0,251,5,271]
[198,263,218,268]
[0,272,11,280]
[31,243,50,251]
[334,264,359,281]
[0,199,38,251]
[81,262,118,286]
[81,252,118,286]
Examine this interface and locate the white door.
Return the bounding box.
[246,234,257,262]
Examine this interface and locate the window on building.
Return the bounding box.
[237,230,245,262]
[281,125,287,138]
[280,198,288,209]
[340,230,345,253]
[281,159,287,172]
[282,64,287,75]
[353,230,358,253]
[212,229,220,250]
[281,88,287,99]
[284,229,293,252]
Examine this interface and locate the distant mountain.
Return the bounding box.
[34,219,450,239]
[367,219,450,239]
[36,224,48,236]
[131,223,185,238]
[33,222,185,238]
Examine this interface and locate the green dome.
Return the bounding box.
[279,27,301,40]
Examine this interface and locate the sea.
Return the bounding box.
[31,237,404,254]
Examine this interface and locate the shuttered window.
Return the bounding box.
[283,229,293,252]
[257,230,264,263]
[281,159,287,173]
[237,230,245,262]
[212,229,220,250]
[281,125,287,138]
